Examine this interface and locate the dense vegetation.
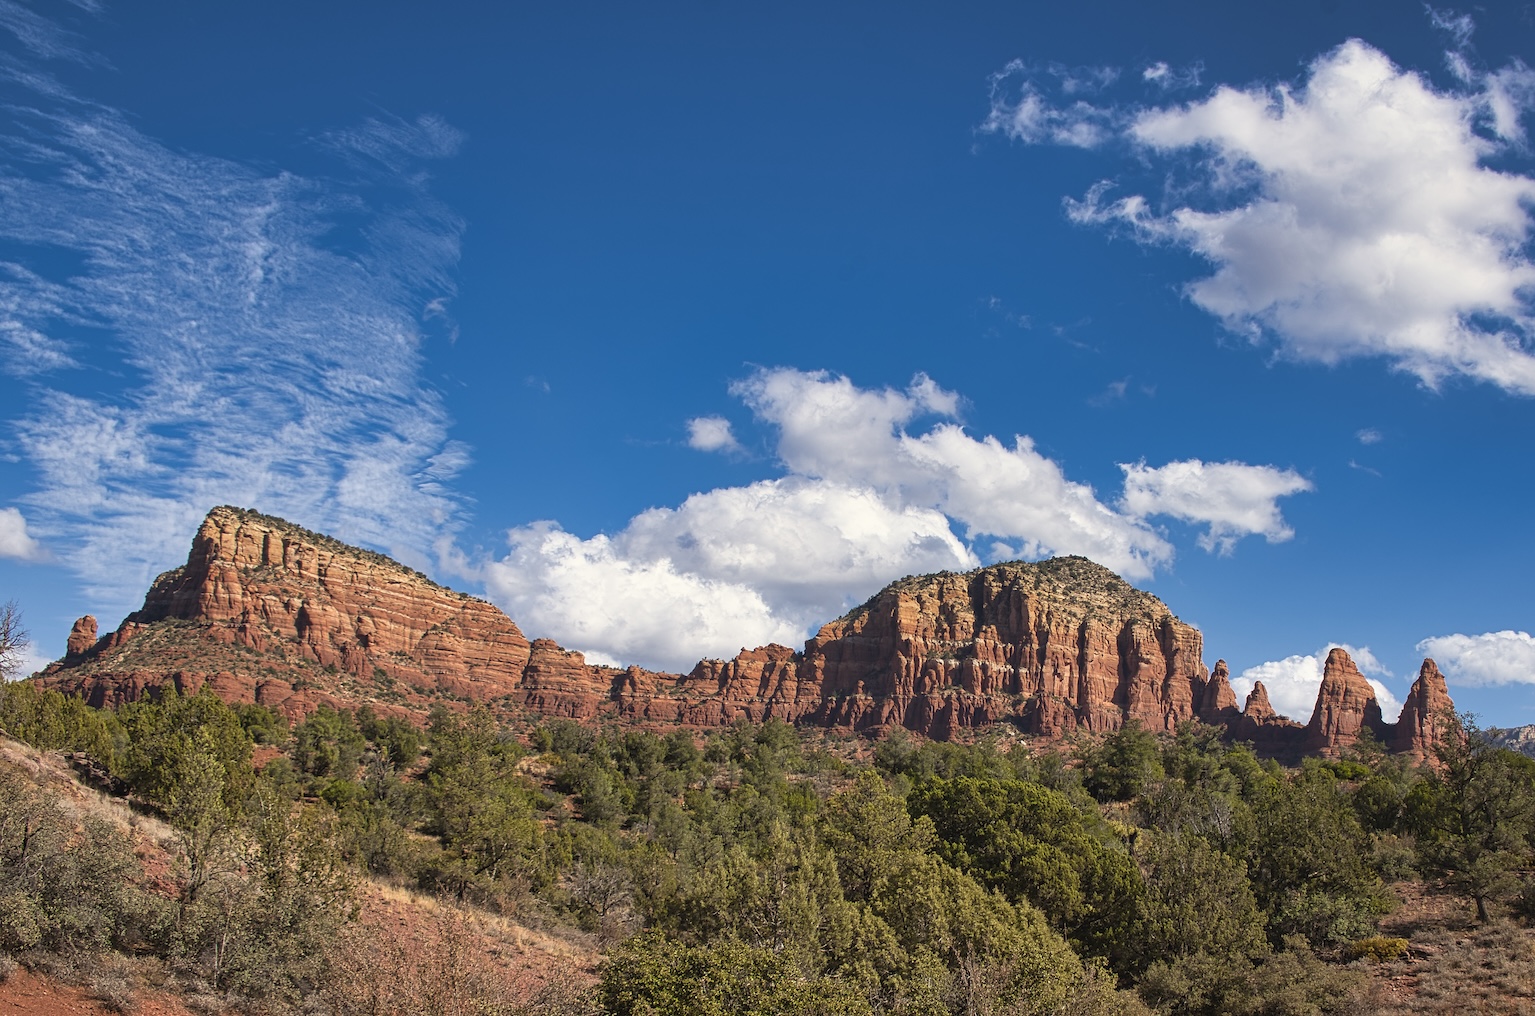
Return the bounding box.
[3,675,1535,1015]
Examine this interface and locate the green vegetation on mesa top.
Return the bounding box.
[843,555,1172,624]
[6,672,1534,1015]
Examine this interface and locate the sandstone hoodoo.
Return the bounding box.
[65,615,97,659]
[1198,660,1240,725]
[38,505,1454,755]
[1307,647,1388,756]
[1393,658,1456,759]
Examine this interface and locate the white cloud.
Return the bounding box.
[1416,630,1535,686]
[486,478,978,672]
[0,13,468,610]
[1233,643,1400,723]
[0,507,45,562]
[10,644,53,679]
[1119,459,1312,553]
[734,368,1185,579]
[485,522,804,671]
[982,60,1123,148]
[1356,428,1383,445]
[686,416,743,454]
[1141,61,1202,91]
[991,39,1535,396]
[488,368,1310,671]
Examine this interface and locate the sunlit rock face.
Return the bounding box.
[39,507,1451,756]
[796,557,1210,739]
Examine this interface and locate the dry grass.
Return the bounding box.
[370,882,600,963]
[1401,922,1535,1014]
[1359,882,1535,1014]
[323,905,598,1016]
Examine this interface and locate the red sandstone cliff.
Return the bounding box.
[41,506,532,720]
[792,558,1210,737]
[37,506,1452,756]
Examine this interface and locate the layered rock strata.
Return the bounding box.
[794,558,1209,737]
[38,506,1453,758]
[42,506,533,720]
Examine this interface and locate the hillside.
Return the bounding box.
[0,732,597,1014]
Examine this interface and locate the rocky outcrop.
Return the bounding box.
[1199,660,1240,725]
[36,506,1453,756]
[1488,724,1535,759]
[1393,658,1455,759]
[1243,681,1276,725]
[65,616,97,659]
[1306,648,1387,756]
[1232,681,1306,756]
[794,557,1210,737]
[649,644,814,725]
[41,506,532,720]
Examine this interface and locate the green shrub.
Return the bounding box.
[0,681,117,763]
[0,763,158,956]
[599,932,875,1016]
[1342,935,1409,962]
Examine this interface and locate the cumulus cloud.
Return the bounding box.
[487,368,1310,671]
[686,416,743,454]
[486,479,978,670]
[1233,643,1401,723]
[1356,428,1383,445]
[0,507,45,562]
[1416,630,1535,686]
[485,522,805,670]
[1119,459,1313,553]
[733,368,1189,579]
[988,37,1535,395]
[0,9,468,609]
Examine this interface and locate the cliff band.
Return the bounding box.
[37,506,1452,757]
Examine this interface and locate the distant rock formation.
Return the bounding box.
[41,505,534,719]
[1242,681,1276,724]
[1234,680,1306,755]
[1198,660,1240,725]
[65,616,97,659]
[1307,647,1388,756]
[1393,658,1455,759]
[793,558,1209,738]
[37,505,1454,758]
[1487,724,1535,759]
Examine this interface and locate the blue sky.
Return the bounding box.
[2,0,1533,725]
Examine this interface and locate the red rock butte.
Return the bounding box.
[37,506,1454,757]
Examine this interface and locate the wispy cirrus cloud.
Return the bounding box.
[0,8,468,612]
[985,26,1535,395]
